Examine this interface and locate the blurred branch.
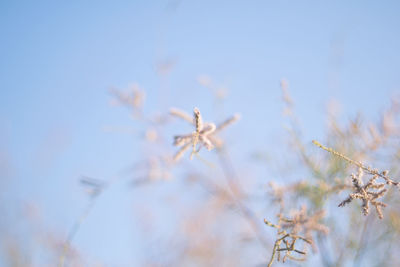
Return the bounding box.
[217,148,269,249]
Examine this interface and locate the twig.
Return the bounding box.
[312,140,398,186]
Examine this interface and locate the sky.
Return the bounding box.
[1,0,400,266]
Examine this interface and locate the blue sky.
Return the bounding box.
[1,1,400,266]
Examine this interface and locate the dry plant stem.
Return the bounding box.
[216,148,269,248]
[59,198,96,267]
[268,237,284,267]
[59,175,120,267]
[264,204,328,266]
[191,108,202,159]
[264,221,311,267]
[312,140,398,186]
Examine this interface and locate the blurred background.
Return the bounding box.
[1,1,400,266]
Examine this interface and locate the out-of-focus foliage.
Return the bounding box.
[2,81,400,267]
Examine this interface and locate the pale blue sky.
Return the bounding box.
[1,1,400,266]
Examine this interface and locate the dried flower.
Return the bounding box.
[170,107,240,162]
[338,168,388,219]
[313,140,399,219]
